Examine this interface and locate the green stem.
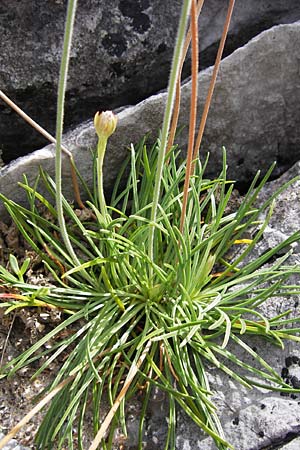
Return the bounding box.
[55,0,80,266]
[97,137,108,220]
[148,0,192,279]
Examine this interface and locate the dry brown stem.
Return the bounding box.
[192,0,236,163]
[0,90,85,209]
[166,0,204,155]
[88,340,152,450]
[0,376,73,449]
[180,0,199,233]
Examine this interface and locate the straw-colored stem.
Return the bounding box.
[0,342,120,450]
[0,376,73,449]
[166,0,204,155]
[0,345,117,449]
[180,0,199,233]
[192,0,235,164]
[0,311,15,367]
[88,340,151,450]
[0,89,85,209]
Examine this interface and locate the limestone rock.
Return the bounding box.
[1,40,300,450]
[1,0,300,162]
[1,22,300,219]
[141,162,300,449]
[281,437,300,450]
[1,163,299,449]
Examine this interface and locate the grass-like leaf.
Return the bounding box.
[0,141,299,449]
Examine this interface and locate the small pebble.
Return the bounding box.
[285,356,293,367]
[0,433,30,450]
[291,376,300,389]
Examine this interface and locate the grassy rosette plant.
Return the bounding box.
[0,1,300,449]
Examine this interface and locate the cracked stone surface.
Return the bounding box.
[0,18,300,450]
[141,163,300,449]
[1,0,300,162]
[1,22,300,220]
[1,133,299,450]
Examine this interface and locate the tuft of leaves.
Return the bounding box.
[0,1,299,449]
[0,141,300,449]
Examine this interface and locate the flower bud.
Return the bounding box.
[94,110,117,139]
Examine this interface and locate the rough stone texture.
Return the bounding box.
[1,0,300,162]
[1,22,300,219]
[281,437,300,450]
[180,21,300,189]
[142,162,300,449]
[0,20,300,449]
[0,433,29,450]
[1,168,300,449]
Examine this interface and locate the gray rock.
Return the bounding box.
[185,20,300,188]
[142,162,300,449]
[1,0,300,162]
[1,21,300,219]
[281,437,300,450]
[1,20,300,449]
[0,433,29,450]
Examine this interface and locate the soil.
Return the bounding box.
[0,221,62,448]
[0,187,256,449]
[0,214,137,450]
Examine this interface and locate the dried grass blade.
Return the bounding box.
[0,376,73,449]
[88,340,152,450]
[0,89,84,208]
[192,0,235,163]
[166,0,204,155]
[180,0,199,233]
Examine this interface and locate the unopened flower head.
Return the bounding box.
[94,110,117,139]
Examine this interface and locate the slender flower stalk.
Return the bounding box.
[55,0,80,267]
[180,0,199,233]
[166,0,205,155]
[192,0,235,163]
[2,1,300,449]
[148,0,192,276]
[94,110,117,220]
